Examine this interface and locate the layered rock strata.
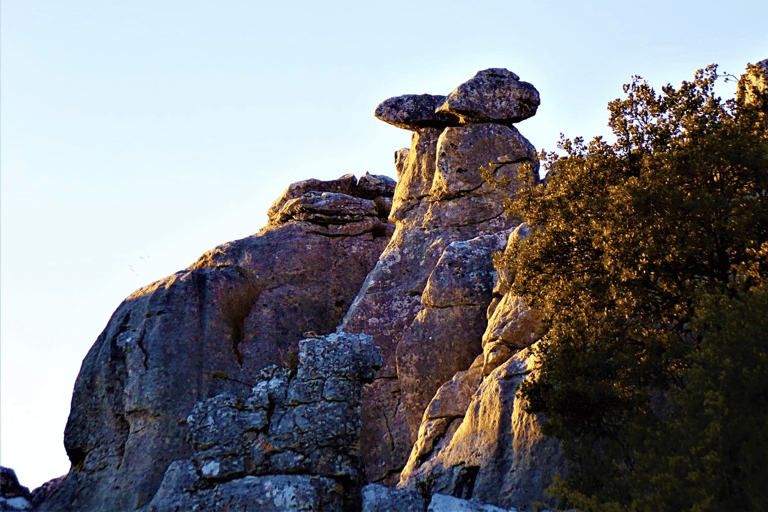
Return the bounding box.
[38,175,394,512]
[138,332,382,512]
[344,68,540,483]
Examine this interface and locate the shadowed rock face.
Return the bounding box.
[138,333,382,512]
[38,175,394,512]
[344,68,540,484]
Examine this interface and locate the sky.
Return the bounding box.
[1,0,766,491]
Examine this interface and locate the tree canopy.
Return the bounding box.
[498,63,768,510]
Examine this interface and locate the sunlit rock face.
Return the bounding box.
[436,68,540,125]
[397,224,564,511]
[342,68,540,484]
[37,175,394,512]
[398,346,566,512]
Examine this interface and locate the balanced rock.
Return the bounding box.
[347,69,540,483]
[374,94,456,131]
[436,68,540,124]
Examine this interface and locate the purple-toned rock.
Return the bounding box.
[432,124,537,200]
[374,94,457,131]
[36,177,393,512]
[436,68,540,125]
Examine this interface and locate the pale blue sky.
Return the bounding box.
[2,0,766,490]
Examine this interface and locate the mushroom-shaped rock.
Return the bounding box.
[375,94,457,131]
[436,68,540,124]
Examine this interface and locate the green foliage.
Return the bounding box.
[501,64,768,509]
[631,285,768,511]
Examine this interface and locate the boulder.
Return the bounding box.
[374,94,456,131]
[37,176,394,512]
[0,468,30,502]
[436,68,540,125]
[361,483,426,512]
[0,468,32,511]
[427,493,518,512]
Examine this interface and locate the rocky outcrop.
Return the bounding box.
[397,226,565,511]
[0,467,33,511]
[397,231,510,439]
[398,346,565,512]
[38,175,394,512]
[342,68,539,483]
[35,67,562,511]
[138,332,381,512]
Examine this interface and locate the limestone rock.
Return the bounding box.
[399,346,566,512]
[374,94,456,131]
[431,124,536,201]
[428,493,518,512]
[343,215,519,482]
[361,484,426,512]
[422,232,509,308]
[436,68,540,125]
[29,476,65,509]
[267,173,395,236]
[398,231,510,438]
[0,469,30,502]
[142,332,379,512]
[390,129,442,221]
[37,177,393,512]
[484,294,540,350]
[141,473,344,512]
[422,356,484,422]
[349,70,540,483]
[267,174,358,220]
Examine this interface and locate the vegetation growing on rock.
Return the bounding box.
[499,62,768,510]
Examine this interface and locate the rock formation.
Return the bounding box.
[343,68,540,483]
[1,467,33,511]
[37,175,395,511]
[397,226,564,511]
[30,67,566,511]
[137,332,382,512]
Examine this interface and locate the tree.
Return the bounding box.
[498,63,768,509]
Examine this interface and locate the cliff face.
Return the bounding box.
[35,68,564,512]
[38,175,395,512]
